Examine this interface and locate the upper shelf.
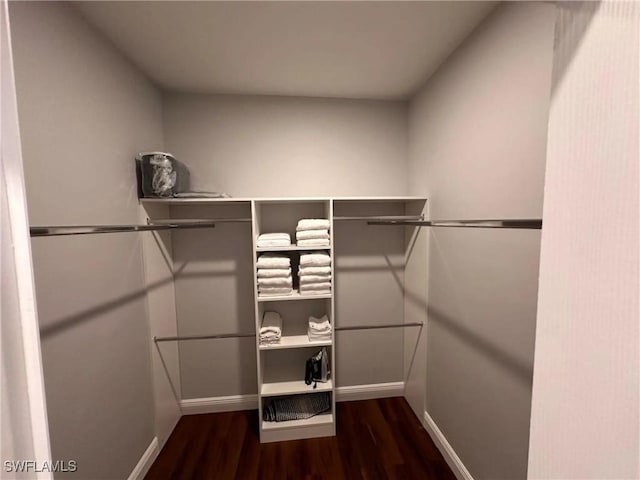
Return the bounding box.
[140,196,427,206]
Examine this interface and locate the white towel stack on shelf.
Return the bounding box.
[296,219,330,247]
[308,315,332,342]
[260,311,283,345]
[257,232,291,248]
[299,252,331,294]
[256,254,292,296]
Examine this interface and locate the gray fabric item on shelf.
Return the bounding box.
[263,393,331,422]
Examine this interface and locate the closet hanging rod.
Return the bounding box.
[152,322,423,342]
[335,322,423,331]
[29,221,217,237]
[333,215,424,222]
[154,332,256,342]
[367,219,542,229]
[149,218,252,225]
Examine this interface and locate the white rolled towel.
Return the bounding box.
[258,268,291,278]
[300,282,332,293]
[299,253,331,267]
[299,274,331,284]
[259,287,293,296]
[258,276,293,287]
[297,238,330,247]
[296,219,330,231]
[256,254,291,269]
[296,230,329,241]
[298,266,331,276]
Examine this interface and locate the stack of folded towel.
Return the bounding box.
[299,252,331,295]
[308,314,332,342]
[260,311,283,345]
[257,232,291,248]
[256,254,292,296]
[296,219,330,247]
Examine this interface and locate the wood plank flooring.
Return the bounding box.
[145,397,456,480]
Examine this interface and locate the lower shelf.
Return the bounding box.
[260,412,335,442]
[261,412,333,431]
[261,379,333,397]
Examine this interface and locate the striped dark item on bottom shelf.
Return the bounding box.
[263,392,331,422]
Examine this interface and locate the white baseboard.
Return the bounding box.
[128,436,159,480]
[180,394,259,415]
[422,411,474,480]
[336,381,405,402]
[180,382,405,415]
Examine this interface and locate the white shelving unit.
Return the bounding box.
[140,195,427,444]
[252,199,336,443]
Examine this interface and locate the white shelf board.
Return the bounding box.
[261,412,333,431]
[258,290,332,302]
[256,245,330,252]
[259,335,332,350]
[141,196,427,206]
[261,379,333,397]
[140,197,252,205]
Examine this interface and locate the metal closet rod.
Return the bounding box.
[29,221,217,237]
[333,215,424,221]
[368,219,542,229]
[150,218,252,225]
[153,322,423,342]
[29,217,252,237]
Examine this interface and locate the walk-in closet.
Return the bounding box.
[3,1,638,480]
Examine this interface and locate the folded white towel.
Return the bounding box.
[260,336,281,345]
[299,253,331,267]
[296,230,329,241]
[308,332,331,342]
[296,219,330,231]
[256,254,291,269]
[300,282,332,292]
[297,238,330,247]
[301,290,331,296]
[261,311,282,334]
[299,274,331,284]
[258,276,293,287]
[298,266,331,276]
[257,239,292,247]
[258,287,293,296]
[258,233,290,240]
[257,268,291,278]
[309,315,331,332]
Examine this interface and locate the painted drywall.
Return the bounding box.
[162,93,408,197]
[528,2,639,478]
[9,2,163,478]
[408,3,555,479]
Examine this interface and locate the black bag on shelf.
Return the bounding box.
[305,347,329,388]
[135,152,190,198]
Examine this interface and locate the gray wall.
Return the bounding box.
[162,94,412,397]
[408,3,555,479]
[10,2,163,478]
[163,93,408,197]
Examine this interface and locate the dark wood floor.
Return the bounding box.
[145,397,456,480]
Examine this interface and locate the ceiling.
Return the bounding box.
[75,1,497,100]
